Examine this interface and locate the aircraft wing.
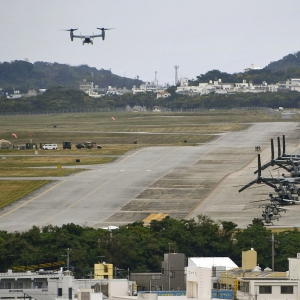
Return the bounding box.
[72,34,86,39]
[90,34,103,38]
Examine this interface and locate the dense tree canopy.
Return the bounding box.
[0,216,297,278]
[1,86,300,114]
[0,61,142,92]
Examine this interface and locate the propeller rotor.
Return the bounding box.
[96,27,115,40]
[62,28,78,41]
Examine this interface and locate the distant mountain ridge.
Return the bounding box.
[264,51,300,72]
[0,60,143,93]
[1,51,300,95]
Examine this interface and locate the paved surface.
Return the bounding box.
[0,122,299,232]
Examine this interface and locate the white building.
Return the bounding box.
[106,86,131,96]
[0,269,135,300]
[132,82,165,94]
[186,267,211,300]
[175,77,293,96]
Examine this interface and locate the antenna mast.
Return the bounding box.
[174,65,179,85]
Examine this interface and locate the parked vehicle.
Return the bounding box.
[42,144,58,150]
[63,141,72,149]
[76,144,85,149]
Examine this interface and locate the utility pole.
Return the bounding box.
[272,233,275,271]
[98,256,105,263]
[67,248,71,270]
[62,248,71,271]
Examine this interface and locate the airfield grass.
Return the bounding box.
[0,110,288,145]
[0,180,49,209]
[0,109,294,211]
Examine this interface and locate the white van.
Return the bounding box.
[42,144,58,150]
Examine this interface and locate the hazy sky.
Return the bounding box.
[1,0,300,85]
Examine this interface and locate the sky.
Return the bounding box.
[1,0,300,85]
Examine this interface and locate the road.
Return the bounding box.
[0,122,298,232]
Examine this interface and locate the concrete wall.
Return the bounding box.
[186,267,211,300]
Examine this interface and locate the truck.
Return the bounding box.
[63,141,72,149]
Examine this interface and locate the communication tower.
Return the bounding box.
[174,65,179,85]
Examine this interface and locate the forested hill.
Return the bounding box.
[265,51,300,72]
[191,51,300,86]
[0,60,143,93]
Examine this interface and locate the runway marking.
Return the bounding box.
[0,181,66,219]
[117,148,144,164]
[146,148,179,169]
[38,172,125,225]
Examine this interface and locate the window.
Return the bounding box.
[281,286,293,294]
[151,274,161,280]
[259,286,272,294]
[170,271,175,278]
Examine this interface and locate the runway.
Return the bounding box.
[0,122,299,232]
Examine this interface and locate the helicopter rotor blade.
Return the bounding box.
[258,154,262,177]
[277,136,281,158]
[283,135,286,155]
[238,179,258,193]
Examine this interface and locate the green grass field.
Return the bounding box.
[0,110,295,210]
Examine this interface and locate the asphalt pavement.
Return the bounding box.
[0,122,299,232]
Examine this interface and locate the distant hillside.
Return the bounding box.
[264,51,300,72]
[0,60,143,93]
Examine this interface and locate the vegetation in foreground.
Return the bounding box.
[0,216,298,278]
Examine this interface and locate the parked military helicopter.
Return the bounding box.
[238,154,300,193]
[257,136,300,175]
[239,154,300,205]
[255,201,288,225]
[261,203,287,216]
[260,210,279,225]
[63,27,114,45]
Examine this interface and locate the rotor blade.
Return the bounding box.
[258,154,261,177]
[277,136,281,158]
[63,28,78,32]
[97,27,115,30]
[256,161,272,173]
[250,199,271,203]
[283,135,286,155]
[271,139,274,160]
[238,179,258,193]
[261,179,277,189]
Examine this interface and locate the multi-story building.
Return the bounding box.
[130,253,186,292]
[176,77,298,96]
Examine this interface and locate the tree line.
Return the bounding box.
[1,86,300,114]
[0,60,142,93]
[0,216,299,278]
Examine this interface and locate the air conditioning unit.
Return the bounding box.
[296,253,300,259]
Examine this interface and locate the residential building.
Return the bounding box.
[106,86,131,95]
[132,82,165,94]
[0,269,136,300]
[130,253,186,292]
[175,77,290,96]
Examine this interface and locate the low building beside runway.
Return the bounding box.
[0,139,11,149]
